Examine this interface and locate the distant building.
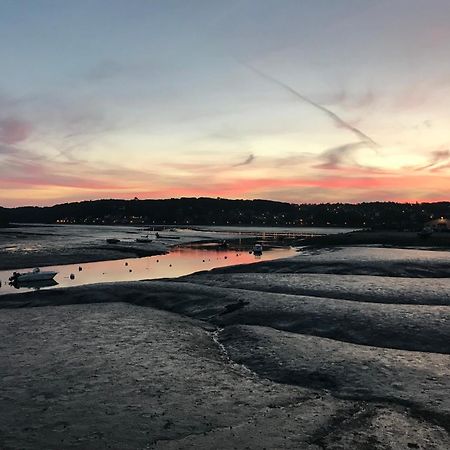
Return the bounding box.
[425,217,450,231]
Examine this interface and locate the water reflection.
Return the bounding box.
[0,245,296,295]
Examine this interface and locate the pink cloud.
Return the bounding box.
[0,118,32,144]
[1,148,448,206]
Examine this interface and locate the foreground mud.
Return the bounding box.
[1,247,449,449]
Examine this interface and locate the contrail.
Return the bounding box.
[244,64,379,147]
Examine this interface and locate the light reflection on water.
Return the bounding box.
[0,245,296,295]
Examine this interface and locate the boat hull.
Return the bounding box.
[14,279,59,289]
[15,271,58,282]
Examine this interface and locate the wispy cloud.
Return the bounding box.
[0,118,32,145]
[233,152,255,167]
[315,141,369,170]
[416,149,450,171]
[320,89,376,110]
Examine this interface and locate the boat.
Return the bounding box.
[218,240,229,249]
[9,268,58,284]
[253,243,263,255]
[155,234,180,240]
[417,226,433,238]
[106,238,120,244]
[136,235,152,243]
[11,279,58,290]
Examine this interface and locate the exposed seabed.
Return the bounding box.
[1,246,450,449]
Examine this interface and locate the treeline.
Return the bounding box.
[1,198,449,229]
[0,207,10,227]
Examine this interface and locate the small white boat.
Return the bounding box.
[9,268,58,283]
[253,243,263,254]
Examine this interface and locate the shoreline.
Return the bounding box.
[1,226,449,273]
[0,225,243,271]
[0,244,168,271]
[300,229,450,249]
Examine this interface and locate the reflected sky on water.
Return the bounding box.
[0,245,296,295]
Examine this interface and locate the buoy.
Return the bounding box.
[70,274,75,280]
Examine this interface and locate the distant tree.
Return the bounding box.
[2,198,449,228]
[0,207,10,226]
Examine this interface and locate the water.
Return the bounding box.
[195,225,356,235]
[0,245,296,295]
[0,223,358,295]
[0,223,357,258]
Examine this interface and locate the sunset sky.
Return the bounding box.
[1,0,449,207]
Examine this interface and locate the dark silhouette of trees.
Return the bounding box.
[1,198,449,229]
[0,207,10,227]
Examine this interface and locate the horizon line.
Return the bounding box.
[2,196,450,209]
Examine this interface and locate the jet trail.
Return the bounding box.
[244,64,379,147]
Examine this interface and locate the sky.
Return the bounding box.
[1,0,449,207]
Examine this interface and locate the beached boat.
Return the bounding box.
[9,268,58,284]
[155,234,180,240]
[136,235,152,243]
[253,243,263,255]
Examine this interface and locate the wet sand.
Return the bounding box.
[0,225,242,271]
[0,226,167,270]
[1,247,450,449]
[0,242,168,271]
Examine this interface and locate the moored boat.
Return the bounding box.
[9,268,58,284]
[418,226,433,238]
[253,243,263,255]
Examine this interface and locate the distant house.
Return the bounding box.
[425,217,450,231]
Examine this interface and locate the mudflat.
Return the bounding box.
[1,246,449,449]
[0,226,167,270]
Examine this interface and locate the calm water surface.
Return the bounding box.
[0,245,296,295]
